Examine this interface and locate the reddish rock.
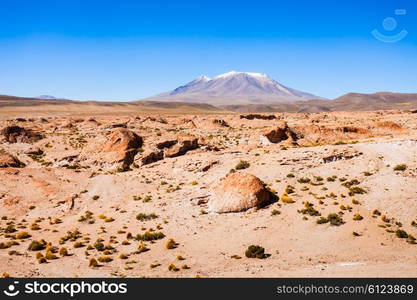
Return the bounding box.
[209,172,271,213]
[0,149,25,168]
[164,134,198,158]
[1,126,44,143]
[138,148,164,166]
[260,123,298,145]
[103,128,143,166]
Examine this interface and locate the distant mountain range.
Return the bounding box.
[143,71,324,105]
[2,74,417,113]
[36,95,67,100]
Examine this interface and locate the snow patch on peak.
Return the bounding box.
[197,75,210,81]
[214,71,269,79]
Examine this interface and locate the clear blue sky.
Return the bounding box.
[0,0,416,100]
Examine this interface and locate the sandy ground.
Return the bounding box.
[0,110,416,278]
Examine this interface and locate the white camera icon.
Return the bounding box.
[372,9,408,43]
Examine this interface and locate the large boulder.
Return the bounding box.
[209,172,271,213]
[103,128,143,166]
[260,123,298,145]
[0,149,25,168]
[1,126,44,143]
[164,134,198,158]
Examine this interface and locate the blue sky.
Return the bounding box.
[0,0,416,100]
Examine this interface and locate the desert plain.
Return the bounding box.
[0,107,416,278]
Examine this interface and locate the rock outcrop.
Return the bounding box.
[0,149,25,168]
[260,123,298,145]
[103,128,143,167]
[164,134,198,158]
[138,148,164,166]
[1,126,44,143]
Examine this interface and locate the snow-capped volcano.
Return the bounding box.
[144,71,323,105]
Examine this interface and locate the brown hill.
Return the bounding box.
[1,92,417,115]
[221,92,417,112]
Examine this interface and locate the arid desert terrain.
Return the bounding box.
[0,108,416,278]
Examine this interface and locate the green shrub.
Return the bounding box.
[16,231,31,239]
[28,240,46,251]
[327,175,337,182]
[393,164,407,171]
[4,225,16,233]
[297,177,311,184]
[271,209,281,216]
[98,256,113,263]
[348,186,367,195]
[285,185,295,194]
[136,213,158,221]
[316,217,328,224]
[299,202,320,216]
[89,258,99,267]
[280,194,294,204]
[245,245,266,259]
[137,242,149,254]
[94,241,105,251]
[59,247,69,256]
[353,213,363,221]
[235,160,250,170]
[327,213,344,226]
[168,264,180,271]
[342,179,360,188]
[135,231,165,241]
[372,209,381,216]
[317,214,344,226]
[395,229,408,239]
[166,238,178,249]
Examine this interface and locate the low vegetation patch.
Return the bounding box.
[316,213,344,226]
[245,245,267,259]
[393,164,407,171]
[136,213,158,221]
[135,231,165,241]
[235,160,250,170]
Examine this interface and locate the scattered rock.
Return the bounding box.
[164,134,198,158]
[212,119,229,127]
[0,149,25,168]
[323,150,363,163]
[209,172,271,213]
[1,126,44,143]
[105,123,128,129]
[138,148,164,166]
[339,126,369,134]
[24,147,44,156]
[156,139,178,149]
[260,123,298,145]
[199,160,219,172]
